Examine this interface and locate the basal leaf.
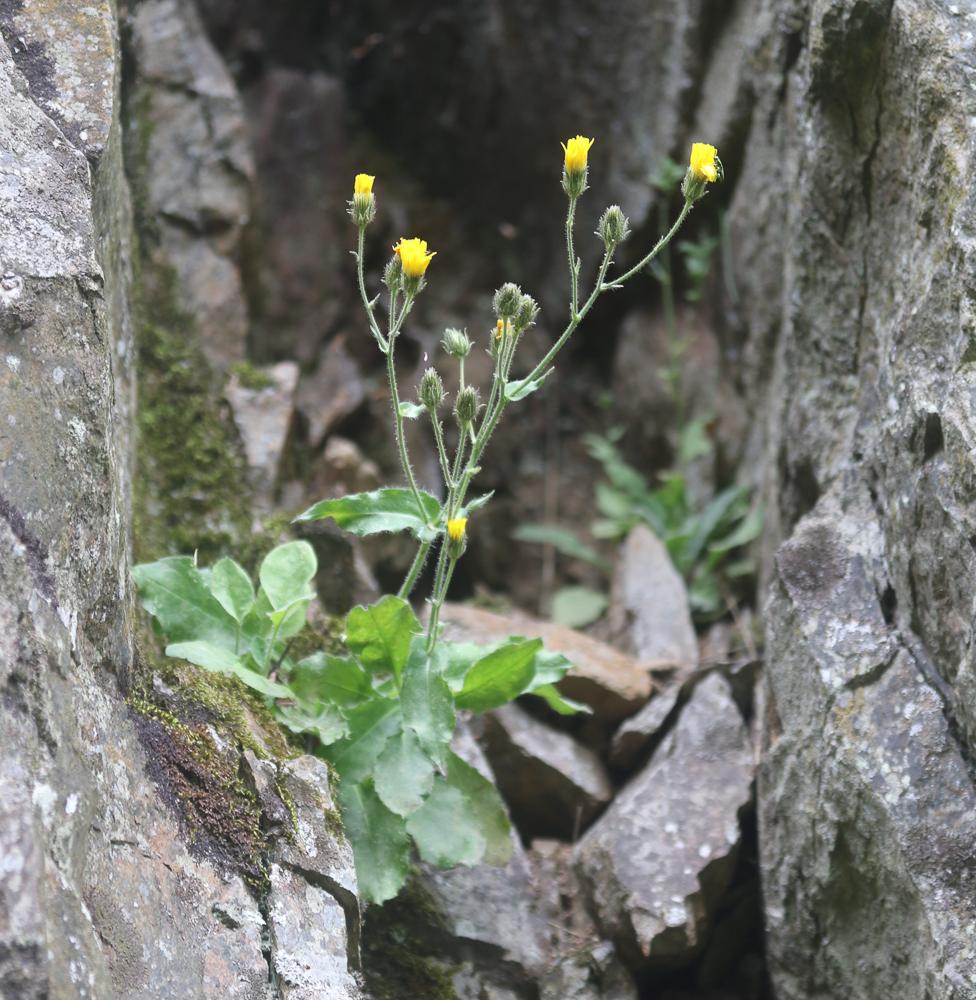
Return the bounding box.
[165,641,294,699]
[258,541,317,612]
[338,779,411,904]
[288,653,372,707]
[454,639,542,712]
[325,697,401,783]
[294,488,442,543]
[406,780,485,868]
[133,557,239,650]
[268,597,311,639]
[373,729,436,817]
[276,700,349,745]
[400,641,455,768]
[512,523,609,570]
[442,751,512,866]
[346,596,420,682]
[209,557,255,623]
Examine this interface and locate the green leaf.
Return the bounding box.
[338,780,411,904]
[406,781,485,868]
[442,751,512,866]
[527,683,590,716]
[708,503,763,554]
[455,639,542,712]
[504,368,553,402]
[294,488,442,543]
[268,597,311,639]
[400,641,456,768]
[209,557,255,623]
[288,653,372,707]
[398,401,425,420]
[259,541,317,612]
[133,557,239,650]
[461,491,494,516]
[512,524,609,570]
[373,730,436,817]
[165,641,294,699]
[326,698,401,783]
[276,701,348,745]
[346,596,420,682]
[551,586,609,628]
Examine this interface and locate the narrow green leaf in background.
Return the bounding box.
[551,586,609,628]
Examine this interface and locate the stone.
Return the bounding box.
[575,673,753,969]
[297,335,368,448]
[610,683,683,771]
[313,436,382,499]
[226,360,299,507]
[439,604,652,724]
[607,525,698,674]
[540,944,639,1000]
[478,705,612,840]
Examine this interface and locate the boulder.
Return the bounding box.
[610,683,683,771]
[575,673,753,970]
[297,335,368,448]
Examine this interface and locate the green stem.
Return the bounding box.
[356,226,388,352]
[430,413,454,487]
[603,200,693,289]
[426,542,450,650]
[398,540,432,599]
[566,195,579,318]
[386,335,429,524]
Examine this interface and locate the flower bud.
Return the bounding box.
[349,173,376,226]
[681,142,722,203]
[383,254,403,293]
[514,293,539,333]
[419,367,445,411]
[446,517,468,558]
[597,205,631,249]
[493,282,522,320]
[442,327,472,359]
[454,386,480,427]
[561,135,594,198]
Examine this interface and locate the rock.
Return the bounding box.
[540,943,639,1000]
[293,518,381,614]
[439,604,652,725]
[610,683,683,770]
[267,863,363,1000]
[313,436,382,499]
[607,525,698,674]
[226,360,299,507]
[297,335,368,448]
[478,705,612,840]
[529,839,600,954]
[575,673,753,969]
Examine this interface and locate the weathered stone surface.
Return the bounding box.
[607,525,697,673]
[479,704,612,840]
[575,673,753,969]
[297,335,368,448]
[610,682,683,770]
[540,943,639,1000]
[226,360,299,506]
[439,603,652,724]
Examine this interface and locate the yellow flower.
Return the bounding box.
[689,143,719,183]
[562,135,595,175]
[446,517,467,542]
[354,173,375,195]
[394,237,436,279]
[495,318,508,340]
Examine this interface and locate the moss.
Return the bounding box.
[230,360,275,390]
[361,877,460,1000]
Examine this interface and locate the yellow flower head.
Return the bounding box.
[394,237,436,279]
[562,135,595,175]
[495,318,509,341]
[354,173,375,195]
[446,517,467,543]
[689,143,719,183]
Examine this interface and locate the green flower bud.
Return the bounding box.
[383,254,403,293]
[597,205,631,249]
[442,327,472,359]
[514,293,540,332]
[419,367,445,411]
[493,283,522,320]
[455,385,480,426]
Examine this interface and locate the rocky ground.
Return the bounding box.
[3,0,976,998]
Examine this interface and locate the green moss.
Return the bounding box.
[230,360,275,391]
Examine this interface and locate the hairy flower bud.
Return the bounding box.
[419,367,444,411]
[597,205,631,249]
[514,293,540,332]
[446,517,468,557]
[493,283,522,320]
[454,386,480,427]
[382,254,403,293]
[442,327,472,359]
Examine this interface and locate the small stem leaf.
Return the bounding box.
[400,641,456,768]
[454,639,542,712]
[133,557,239,650]
[288,653,373,707]
[209,557,255,623]
[294,488,442,542]
[461,491,494,516]
[373,729,436,817]
[504,369,553,402]
[258,541,317,612]
[345,596,421,682]
[398,401,426,420]
[325,698,402,783]
[405,780,486,868]
[338,780,411,904]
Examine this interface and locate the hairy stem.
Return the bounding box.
[398,540,432,599]
[603,199,692,289]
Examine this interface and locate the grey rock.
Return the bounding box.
[297,335,368,448]
[313,436,382,499]
[479,704,612,840]
[575,673,753,969]
[607,525,698,673]
[540,944,639,1000]
[226,360,299,507]
[610,683,683,770]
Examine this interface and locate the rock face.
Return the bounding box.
[575,673,753,970]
